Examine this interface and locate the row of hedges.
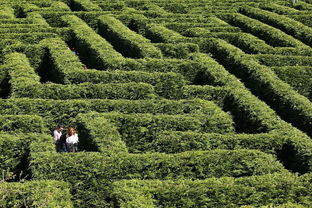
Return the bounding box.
[148,42,199,58]
[69,0,102,11]
[195,31,312,56]
[42,38,186,99]
[259,3,302,15]
[4,52,157,100]
[239,5,312,47]
[42,38,187,98]
[0,133,37,181]
[182,51,312,173]
[221,13,307,47]
[0,98,222,128]
[289,14,312,27]
[15,82,157,100]
[30,150,287,208]
[21,2,71,12]
[111,173,312,207]
[119,13,185,43]
[253,54,312,66]
[0,115,44,133]
[149,130,303,153]
[0,180,73,207]
[270,66,312,99]
[41,36,232,86]
[0,6,15,19]
[97,15,162,58]
[75,113,127,154]
[61,14,123,69]
[0,32,59,44]
[202,38,312,138]
[76,111,234,153]
[150,130,312,173]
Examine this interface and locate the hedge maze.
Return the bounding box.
[1,0,312,207]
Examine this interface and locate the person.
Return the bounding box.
[59,133,67,152]
[66,127,79,152]
[53,125,63,152]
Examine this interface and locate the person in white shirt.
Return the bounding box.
[53,125,64,152]
[66,127,79,152]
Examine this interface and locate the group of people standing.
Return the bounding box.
[53,125,79,152]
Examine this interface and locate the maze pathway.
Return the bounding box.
[0,0,312,207]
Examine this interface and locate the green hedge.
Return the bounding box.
[271,66,312,99]
[111,173,312,207]
[154,43,199,58]
[0,6,15,19]
[151,131,288,153]
[75,113,127,154]
[222,13,306,47]
[259,3,301,15]
[41,38,186,98]
[240,5,312,47]
[4,52,156,100]
[31,150,287,207]
[0,134,32,180]
[69,0,102,11]
[0,115,44,133]
[97,15,162,58]
[66,70,186,99]
[151,130,312,173]
[61,15,124,69]
[254,54,312,67]
[0,32,59,44]
[203,38,312,137]
[144,23,185,43]
[77,111,234,152]
[0,180,73,208]
[0,98,221,128]
[182,85,228,106]
[13,82,157,100]
[290,14,312,27]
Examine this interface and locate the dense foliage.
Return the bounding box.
[0,0,312,207]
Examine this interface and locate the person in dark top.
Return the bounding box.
[59,133,68,152]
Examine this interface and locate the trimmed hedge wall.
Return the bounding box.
[0,180,73,207]
[0,98,222,128]
[4,52,157,100]
[0,6,15,19]
[111,173,312,207]
[0,134,31,180]
[14,82,157,100]
[270,66,312,99]
[77,111,234,152]
[61,14,124,69]
[203,38,312,137]
[254,54,312,67]
[31,150,287,208]
[150,130,312,173]
[0,115,44,133]
[239,5,312,47]
[76,113,127,154]
[69,0,102,11]
[41,37,186,98]
[151,131,290,153]
[0,133,52,181]
[154,43,199,58]
[97,15,162,58]
[222,13,307,47]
